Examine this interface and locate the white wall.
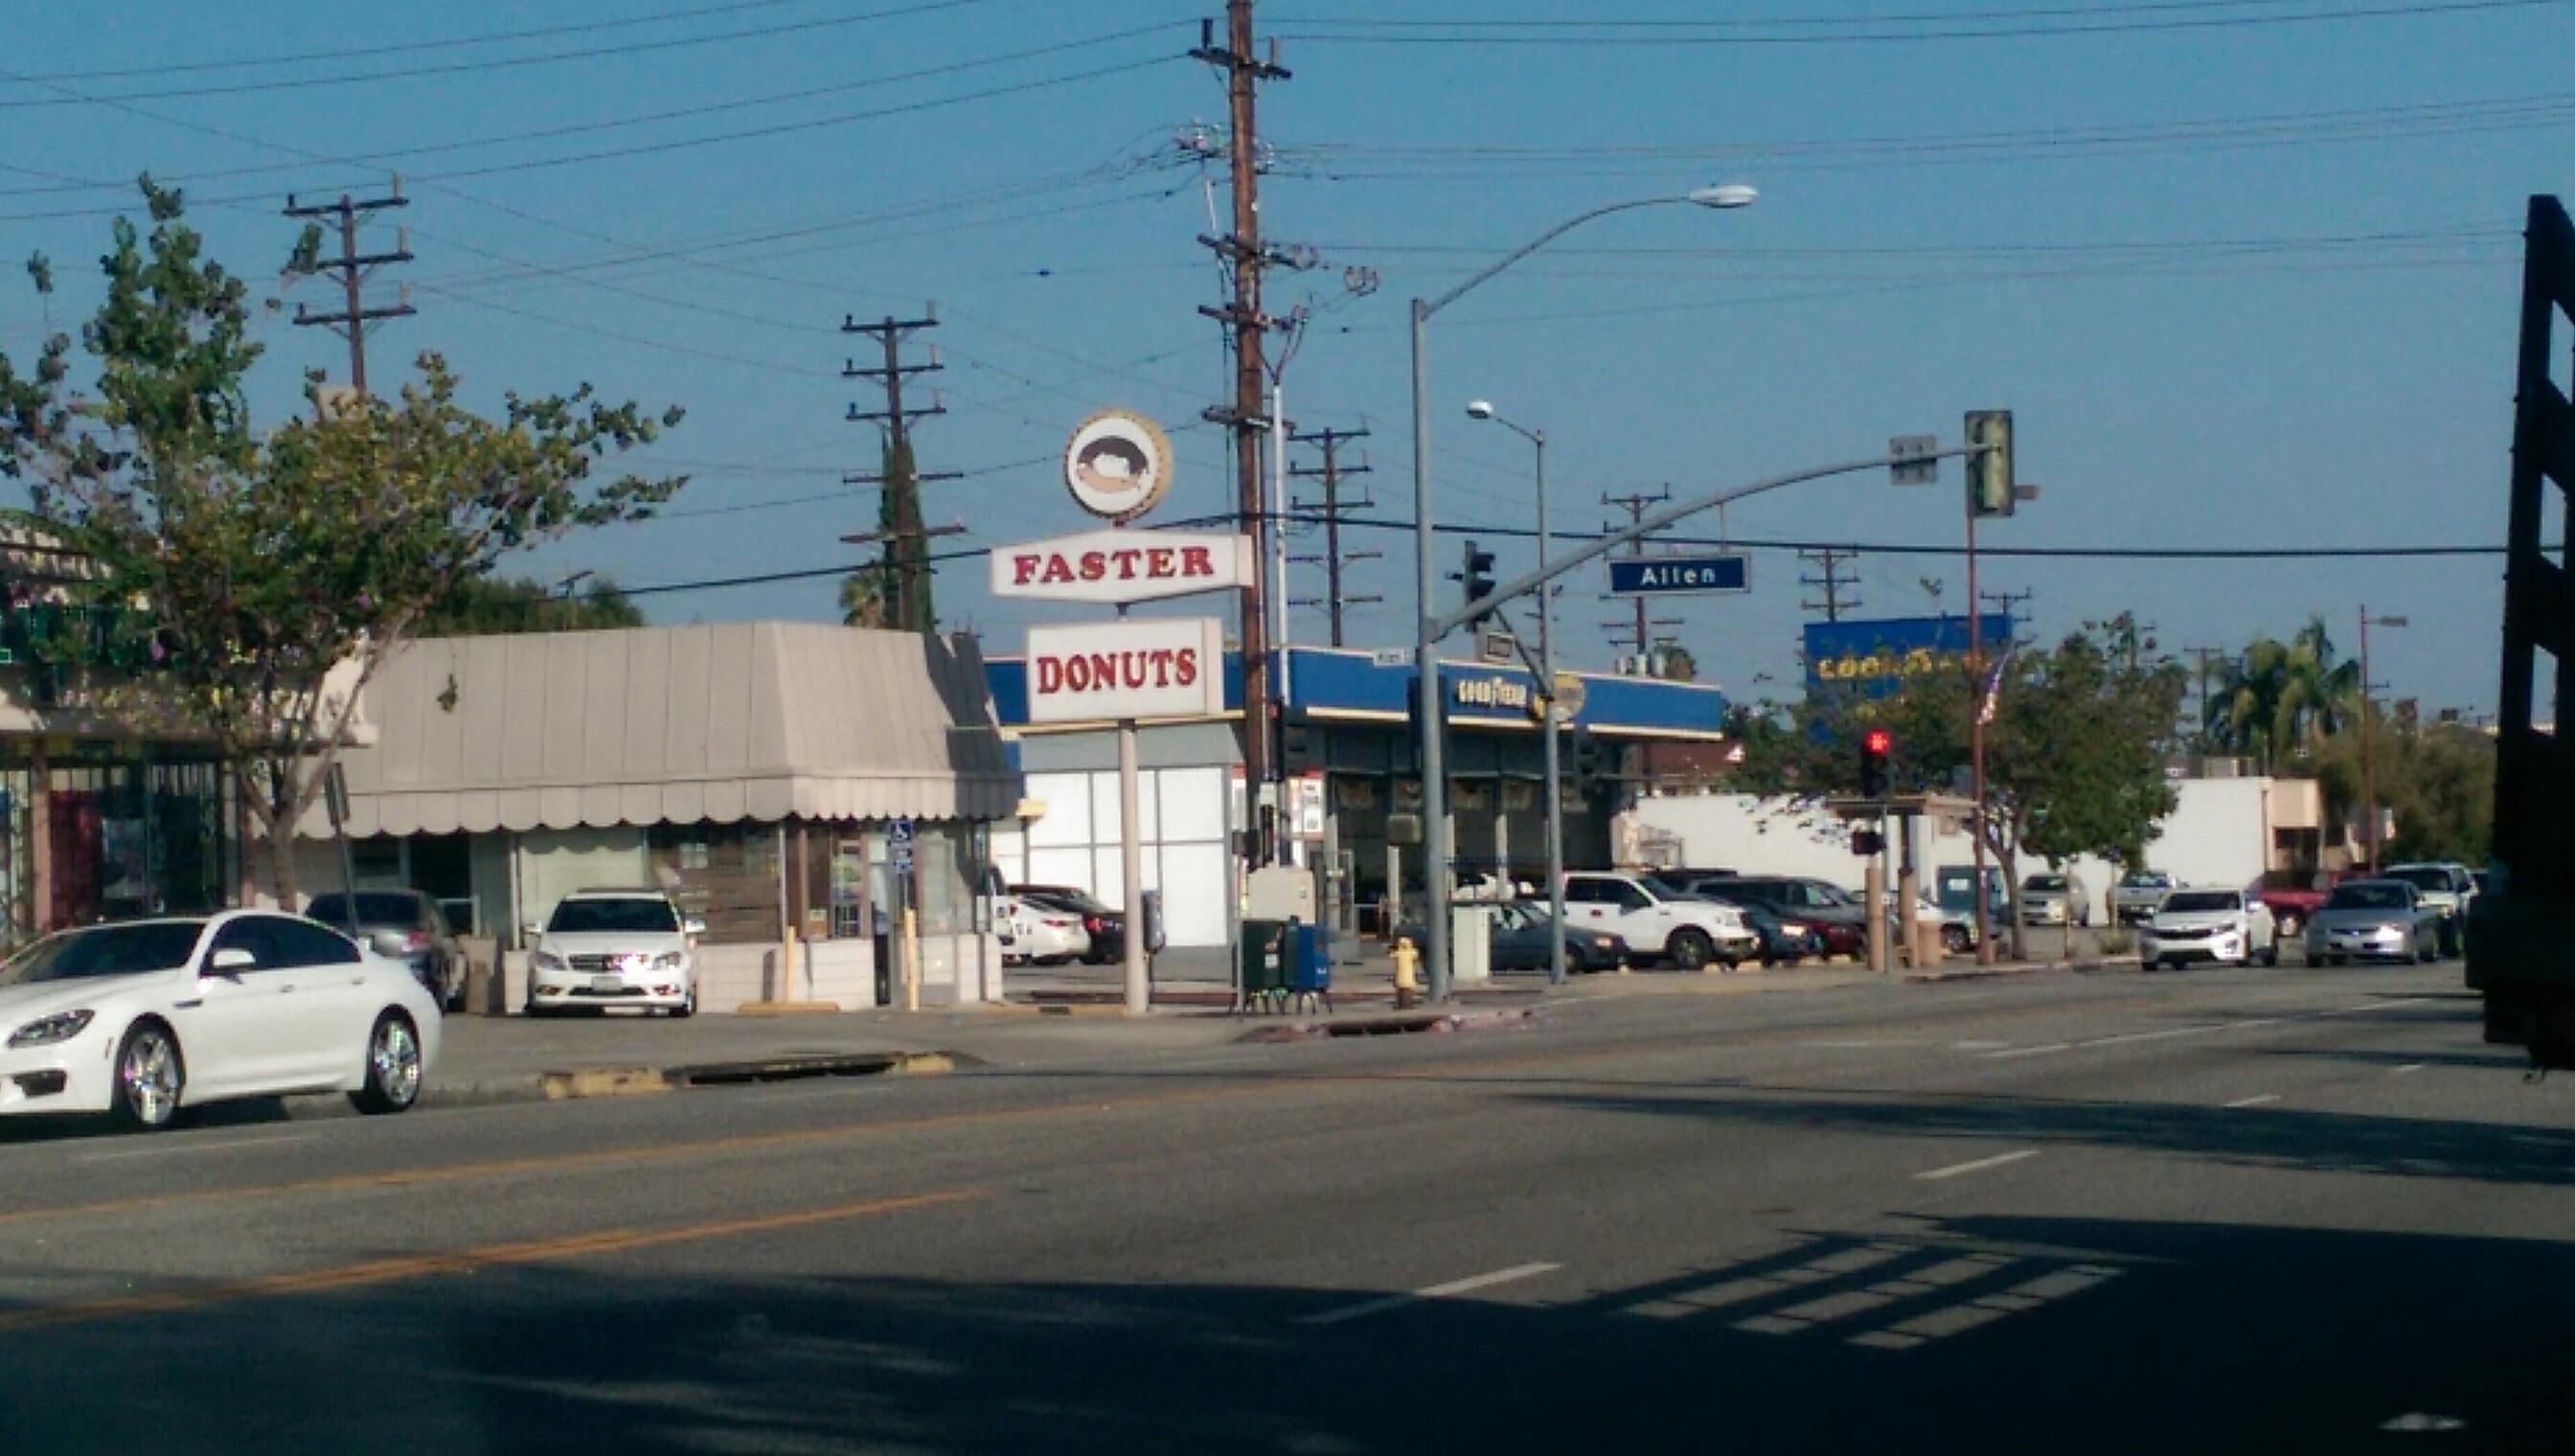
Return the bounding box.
[991,763,1232,947]
[1617,777,2279,922]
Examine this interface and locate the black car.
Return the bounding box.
[1012,885,1126,964]
[1400,900,1629,976]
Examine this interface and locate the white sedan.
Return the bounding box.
[995,896,1091,966]
[2140,887,2280,970]
[0,911,443,1130]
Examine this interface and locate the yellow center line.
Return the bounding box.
[0,1187,987,1335]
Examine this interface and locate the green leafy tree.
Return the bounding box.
[0,180,684,904]
[1737,616,2185,956]
[2306,715,2495,866]
[419,575,645,636]
[2205,616,2360,771]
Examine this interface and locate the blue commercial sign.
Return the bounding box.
[1607,554,1749,596]
[1803,613,2014,698]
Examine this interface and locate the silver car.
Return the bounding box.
[2303,879,2442,966]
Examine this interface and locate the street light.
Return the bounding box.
[2359,606,2409,873]
[1465,399,1569,986]
[1411,185,1758,1003]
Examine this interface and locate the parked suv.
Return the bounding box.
[2020,871,2094,928]
[308,889,465,1011]
[1561,871,1759,970]
[2110,870,2178,926]
[526,890,704,1017]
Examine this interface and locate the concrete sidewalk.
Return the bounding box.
[375,944,2135,1117]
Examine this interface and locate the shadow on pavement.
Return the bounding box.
[1527,1083,2575,1189]
[0,1213,2566,1453]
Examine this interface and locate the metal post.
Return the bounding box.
[1536,429,1568,984]
[1969,506,1994,965]
[1412,299,1452,1002]
[1120,717,1148,1016]
[2360,605,2377,874]
[1270,381,1292,791]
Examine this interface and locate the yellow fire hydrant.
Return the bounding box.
[1390,936,1422,1010]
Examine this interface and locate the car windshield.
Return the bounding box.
[1,921,208,985]
[2329,882,2411,911]
[547,898,680,934]
[2162,891,2240,913]
[2028,876,2067,892]
[1804,881,1857,906]
[2121,872,2168,888]
[306,892,423,926]
[2383,868,2452,893]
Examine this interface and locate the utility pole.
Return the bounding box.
[1798,547,1861,623]
[285,186,413,398]
[2359,606,2408,873]
[2182,644,2230,750]
[1288,426,1379,646]
[1600,489,1675,669]
[1194,5,1290,837]
[1979,587,2035,635]
[844,309,960,633]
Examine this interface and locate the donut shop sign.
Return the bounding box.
[989,529,1255,605]
[1025,618,1225,724]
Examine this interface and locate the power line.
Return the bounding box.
[0,25,1183,199]
[1276,0,2572,46]
[0,0,1018,107]
[10,0,848,84]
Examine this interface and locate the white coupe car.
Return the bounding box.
[0,911,442,1130]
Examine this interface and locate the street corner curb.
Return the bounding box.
[541,1066,675,1100]
[1232,1005,1543,1044]
[734,1000,847,1017]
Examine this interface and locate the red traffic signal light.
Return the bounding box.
[1859,727,1893,799]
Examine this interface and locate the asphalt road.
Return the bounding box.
[0,960,2566,1454]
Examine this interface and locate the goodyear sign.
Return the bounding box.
[1803,614,2013,698]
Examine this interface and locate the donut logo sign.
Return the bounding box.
[1063,409,1174,521]
[1025,618,1226,724]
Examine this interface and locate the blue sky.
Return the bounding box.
[2,0,2565,713]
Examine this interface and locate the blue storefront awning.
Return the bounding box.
[986,646,1729,740]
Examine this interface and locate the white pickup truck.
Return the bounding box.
[1560,871,1761,970]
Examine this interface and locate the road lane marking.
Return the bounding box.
[1916,1149,2040,1181]
[0,1187,986,1335]
[76,1134,312,1165]
[1985,1043,2072,1059]
[2393,1063,2426,1075]
[1295,1263,1561,1327]
[2222,1094,2282,1108]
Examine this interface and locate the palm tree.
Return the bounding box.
[2204,618,2361,771]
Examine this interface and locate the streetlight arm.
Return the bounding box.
[1423,197,1679,318]
[1425,443,1993,643]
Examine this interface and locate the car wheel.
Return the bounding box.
[2263,944,2281,967]
[1942,925,1971,953]
[110,1021,185,1131]
[671,985,698,1019]
[1666,928,1714,970]
[2277,914,2302,938]
[352,1012,424,1116]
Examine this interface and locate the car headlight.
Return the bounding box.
[9,1010,94,1048]
[652,950,687,971]
[532,950,566,971]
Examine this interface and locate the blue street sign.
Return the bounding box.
[890,817,916,872]
[1607,554,1750,596]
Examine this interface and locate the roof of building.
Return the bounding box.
[306,623,1018,838]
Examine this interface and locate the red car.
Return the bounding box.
[2253,869,2344,939]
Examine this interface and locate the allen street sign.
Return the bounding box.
[1607,554,1750,596]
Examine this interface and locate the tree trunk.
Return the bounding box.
[265,813,303,911]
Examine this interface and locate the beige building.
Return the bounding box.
[286,623,1020,1012]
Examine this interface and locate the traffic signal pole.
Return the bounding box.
[1412,441,2000,1001]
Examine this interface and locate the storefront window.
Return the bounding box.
[646,821,781,944]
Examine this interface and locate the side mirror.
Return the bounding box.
[208,947,256,974]
[523,922,545,942]
[683,919,707,939]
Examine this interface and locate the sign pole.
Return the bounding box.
[1115,594,1151,1018]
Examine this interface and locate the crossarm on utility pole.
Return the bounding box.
[1424,444,1994,645]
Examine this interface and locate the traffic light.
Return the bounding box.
[1859,726,1894,800]
[1966,409,2015,518]
[1569,726,1603,787]
[1458,538,1498,626]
